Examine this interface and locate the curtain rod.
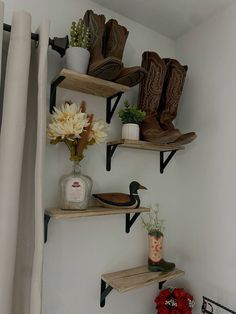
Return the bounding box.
[3,23,69,57]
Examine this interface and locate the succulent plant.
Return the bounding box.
[70,19,90,49]
[118,100,146,124]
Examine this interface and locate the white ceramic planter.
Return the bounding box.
[66,47,90,74]
[122,123,139,140]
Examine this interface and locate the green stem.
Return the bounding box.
[63,139,83,161]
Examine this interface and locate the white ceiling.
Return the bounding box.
[91,0,235,39]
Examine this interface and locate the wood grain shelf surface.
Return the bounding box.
[108,139,184,152]
[58,69,129,97]
[45,206,150,219]
[102,266,185,293]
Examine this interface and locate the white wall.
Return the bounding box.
[3,1,181,314]
[175,3,236,312]
[9,0,236,313]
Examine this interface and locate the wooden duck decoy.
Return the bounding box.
[93,181,147,209]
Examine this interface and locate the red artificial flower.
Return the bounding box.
[177,297,189,309]
[173,288,186,298]
[155,297,166,307]
[160,289,172,298]
[155,289,172,307]
[182,310,191,314]
[170,309,181,314]
[155,288,194,314]
[186,293,194,302]
[157,306,171,314]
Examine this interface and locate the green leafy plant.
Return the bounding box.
[70,19,90,49]
[118,100,146,124]
[141,210,165,234]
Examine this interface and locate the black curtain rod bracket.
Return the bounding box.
[3,23,69,57]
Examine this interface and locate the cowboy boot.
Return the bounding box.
[148,231,175,272]
[104,19,147,87]
[158,59,197,145]
[83,10,123,80]
[138,51,180,144]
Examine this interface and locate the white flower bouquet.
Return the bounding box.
[48,101,108,161]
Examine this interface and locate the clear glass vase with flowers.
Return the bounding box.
[48,101,108,210]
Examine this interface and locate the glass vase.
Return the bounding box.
[60,161,92,210]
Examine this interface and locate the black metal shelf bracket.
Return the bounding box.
[159,280,166,290]
[50,36,69,57]
[107,146,178,173]
[100,278,167,308]
[49,76,66,113]
[49,78,123,118]
[100,279,113,308]
[106,92,123,123]
[126,213,140,233]
[160,150,177,174]
[44,214,51,243]
[106,144,118,171]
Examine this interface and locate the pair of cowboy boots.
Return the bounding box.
[83,10,147,87]
[138,51,196,145]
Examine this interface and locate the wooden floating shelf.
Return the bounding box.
[108,139,184,152]
[44,207,150,243]
[45,206,150,219]
[101,266,185,293]
[58,68,129,98]
[106,139,184,173]
[100,266,185,306]
[50,68,129,123]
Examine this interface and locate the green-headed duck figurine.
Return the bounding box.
[93,181,147,209]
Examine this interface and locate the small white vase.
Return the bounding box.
[66,47,90,74]
[122,123,139,140]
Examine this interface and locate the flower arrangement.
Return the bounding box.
[118,100,146,124]
[155,288,195,314]
[48,101,108,161]
[141,209,176,272]
[141,210,165,235]
[69,19,90,49]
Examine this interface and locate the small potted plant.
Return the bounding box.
[118,100,146,140]
[141,210,175,272]
[66,19,90,74]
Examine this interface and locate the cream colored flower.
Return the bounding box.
[89,120,108,144]
[48,103,89,140]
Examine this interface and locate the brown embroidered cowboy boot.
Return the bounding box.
[158,59,197,145]
[138,51,180,144]
[83,10,123,80]
[104,19,147,87]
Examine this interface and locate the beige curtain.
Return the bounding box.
[0,4,49,314]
